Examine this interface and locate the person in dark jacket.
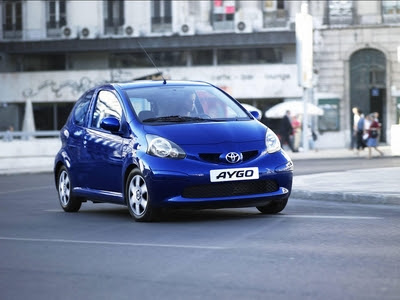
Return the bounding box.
[356,109,366,153]
[280,110,297,152]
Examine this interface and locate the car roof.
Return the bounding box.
[114,80,212,90]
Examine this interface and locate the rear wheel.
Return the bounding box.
[57,166,82,212]
[126,169,158,222]
[256,197,288,214]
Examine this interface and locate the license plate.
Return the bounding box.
[210,167,259,182]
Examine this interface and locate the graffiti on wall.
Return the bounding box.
[22,77,96,98]
[21,69,152,99]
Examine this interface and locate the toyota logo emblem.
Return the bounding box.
[225,152,242,164]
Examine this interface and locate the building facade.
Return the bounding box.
[0,0,399,148]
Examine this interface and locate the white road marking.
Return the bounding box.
[0,236,226,250]
[277,214,382,220]
[0,185,53,195]
[0,215,381,250]
[43,209,383,220]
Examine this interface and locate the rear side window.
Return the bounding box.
[73,90,94,126]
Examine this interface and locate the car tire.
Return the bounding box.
[126,169,158,222]
[57,166,82,212]
[256,197,288,214]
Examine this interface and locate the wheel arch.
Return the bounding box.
[54,161,65,188]
[123,163,141,203]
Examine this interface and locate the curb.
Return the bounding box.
[291,190,400,205]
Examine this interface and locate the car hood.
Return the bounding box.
[142,120,266,145]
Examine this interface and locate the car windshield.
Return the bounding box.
[125,85,251,123]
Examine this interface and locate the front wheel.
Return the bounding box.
[57,166,82,212]
[256,197,288,214]
[126,169,158,222]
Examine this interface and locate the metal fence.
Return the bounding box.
[0,131,60,141]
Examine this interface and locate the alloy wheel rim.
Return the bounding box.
[129,175,148,216]
[59,170,70,206]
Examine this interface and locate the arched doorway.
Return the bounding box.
[350,49,386,142]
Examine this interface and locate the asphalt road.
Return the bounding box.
[0,171,399,300]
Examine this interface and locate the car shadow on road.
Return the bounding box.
[158,208,269,223]
[66,205,277,223]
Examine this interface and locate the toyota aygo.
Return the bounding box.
[54,80,293,221]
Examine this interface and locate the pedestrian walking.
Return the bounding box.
[373,112,382,139]
[280,110,297,152]
[307,124,318,151]
[4,125,14,142]
[356,110,366,154]
[351,106,360,151]
[366,113,384,159]
[291,114,301,151]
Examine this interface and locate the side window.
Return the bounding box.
[73,90,94,126]
[91,90,122,129]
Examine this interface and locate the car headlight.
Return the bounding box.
[266,129,281,153]
[146,135,186,159]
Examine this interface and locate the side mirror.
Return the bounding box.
[100,117,121,133]
[250,111,261,120]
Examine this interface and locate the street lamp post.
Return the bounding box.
[397,45,400,63]
[296,2,313,152]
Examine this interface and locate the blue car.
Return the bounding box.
[54,80,293,221]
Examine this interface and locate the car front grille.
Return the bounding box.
[182,180,279,199]
[199,150,259,164]
[198,153,220,163]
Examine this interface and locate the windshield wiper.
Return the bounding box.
[142,115,214,123]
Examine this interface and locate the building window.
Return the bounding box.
[151,0,172,33]
[318,99,340,132]
[192,50,214,66]
[110,53,152,68]
[2,0,23,39]
[110,51,186,68]
[382,1,400,23]
[217,48,282,65]
[212,0,235,30]
[0,103,24,132]
[397,97,400,124]
[369,70,385,85]
[104,0,124,35]
[326,0,353,26]
[33,102,74,131]
[46,0,66,37]
[262,0,288,28]
[153,51,186,67]
[263,0,284,10]
[17,54,66,72]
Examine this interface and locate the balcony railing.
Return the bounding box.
[2,24,22,39]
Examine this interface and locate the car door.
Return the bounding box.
[64,90,94,187]
[82,89,125,194]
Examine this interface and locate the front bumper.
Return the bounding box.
[141,150,293,209]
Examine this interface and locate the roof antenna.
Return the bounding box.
[137,41,166,84]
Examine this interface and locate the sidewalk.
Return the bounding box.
[1,140,399,206]
[289,145,400,205]
[0,139,60,175]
